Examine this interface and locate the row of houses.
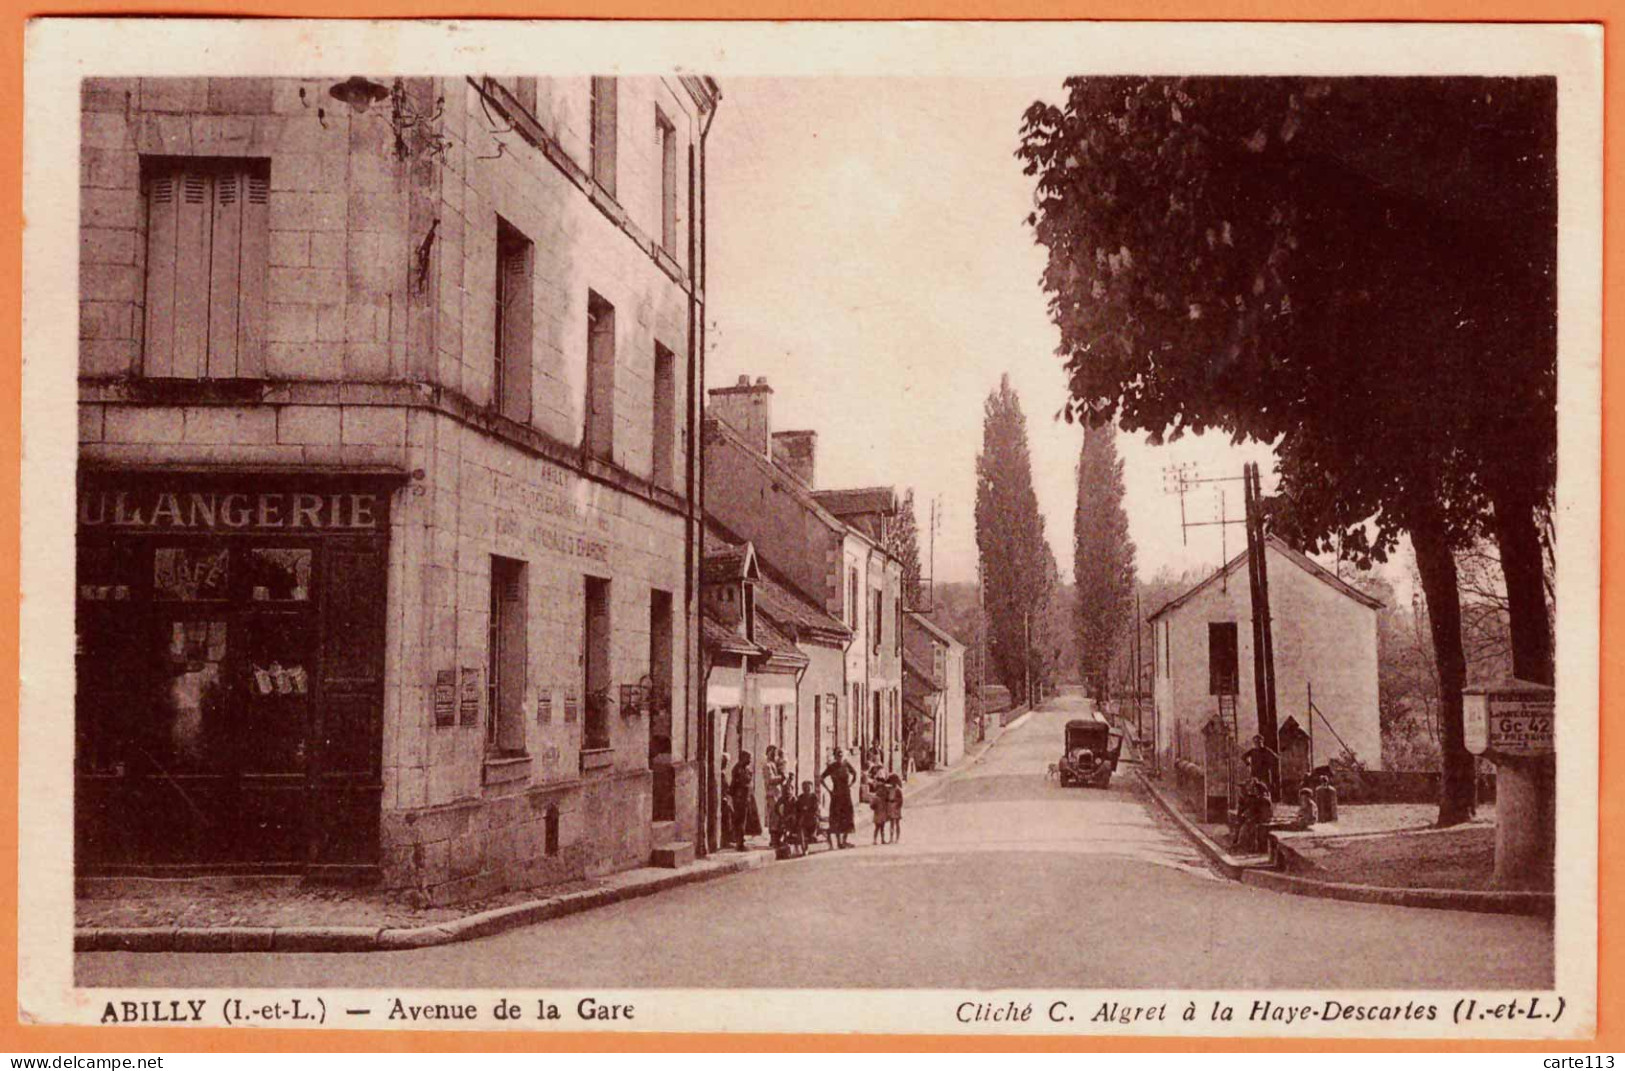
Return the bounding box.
[698,377,968,849]
[72,73,965,902]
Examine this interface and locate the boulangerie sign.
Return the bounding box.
[18,17,1602,1045]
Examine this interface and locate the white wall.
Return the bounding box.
[1151,544,1381,772]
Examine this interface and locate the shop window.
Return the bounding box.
[583,575,612,752]
[544,803,560,856]
[247,548,311,603]
[652,342,676,490]
[154,546,231,602]
[585,292,616,461]
[142,156,269,380]
[590,77,618,197]
[487,555,529,756]
[494,217,533,424]
[656,108,678,255]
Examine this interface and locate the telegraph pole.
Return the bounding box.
[1243,462,1281,797]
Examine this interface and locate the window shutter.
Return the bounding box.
[237,171,270,378]
[143,173,178,377]
[143,160,268,380]
[592,77,617,196]
[208,169,242,377]
[171,168,212,379]
[499,243,532,424]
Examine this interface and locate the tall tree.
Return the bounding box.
[1018,77,1555,824]
[1073,423,1137,699]
[887,489,924,609]
[975,375,1054,705]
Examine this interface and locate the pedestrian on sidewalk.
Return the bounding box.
[730,750,762,852]
[870,776,890,844]
[1241,735,1280,789]
[821,747,857,850]
[796,779,820,856]
[773,779,799,858]
[887,772,904,843]
[719,752,734,849]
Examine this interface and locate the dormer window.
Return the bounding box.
[744,585,756,643]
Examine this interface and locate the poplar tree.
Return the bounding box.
[1073,422,1137,700]
[974,375,1054,705]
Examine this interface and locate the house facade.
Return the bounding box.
[703,378,906,775]
[904,613,967,770]
[74,74,718,902]
[1148,537,1383,781]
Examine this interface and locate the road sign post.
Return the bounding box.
[1463,677,1555,890]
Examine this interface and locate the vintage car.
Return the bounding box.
[1058,717,1123,788]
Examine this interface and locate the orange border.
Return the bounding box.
[1,4,1615,1053]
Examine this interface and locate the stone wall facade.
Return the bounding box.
[76,75,716,901]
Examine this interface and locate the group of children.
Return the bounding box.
[868,771,905,845]
[767,769,907,856]
[1231,776,1324,854]
[770,780,825,858]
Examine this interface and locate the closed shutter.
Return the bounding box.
[498,240,532,423]
[591,77,617,196]
[143,160,269,379]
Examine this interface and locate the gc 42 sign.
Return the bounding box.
[1464,683,1555,758]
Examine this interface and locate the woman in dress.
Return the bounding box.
[730,749,762,851]
[821,746,857,850]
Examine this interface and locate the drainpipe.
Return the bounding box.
[691,92,718,856]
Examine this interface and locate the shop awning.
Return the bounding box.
[706,660,744,708]
[756,676,797,706]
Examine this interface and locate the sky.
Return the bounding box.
[704,77,1282,588]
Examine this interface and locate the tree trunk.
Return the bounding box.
[1490,481,1556,687]
[1412,520,1476,826]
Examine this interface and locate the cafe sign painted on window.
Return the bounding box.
[79,488,384,533]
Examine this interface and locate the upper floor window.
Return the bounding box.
[1208,621,1239,696]
[590,77,618,197]
[872,589,884,655]
[585,291,617,461]
[656,108,678,255]
[142,157,270,379]
[652,342,676,490]
[847,567,859,628]
[494,217,534,424]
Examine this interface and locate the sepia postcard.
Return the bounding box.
[18,17,1602,1041]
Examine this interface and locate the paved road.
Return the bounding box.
[77,692,1553,989]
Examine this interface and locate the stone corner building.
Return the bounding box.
[74,74,719,902]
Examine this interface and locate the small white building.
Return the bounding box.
[904,613,967,770]
[1149,536,1383,778]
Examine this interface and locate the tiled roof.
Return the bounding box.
[811,486,897,518]
[702,614,759,656]
[706,417,863,545]
[1147,535,1386,621]
[757,573,851,644]
[701,542,750,585]
[903,650,940,690]
[906,612,964,650]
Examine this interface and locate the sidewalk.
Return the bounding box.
[902,704,1030,806]
[77,847,777,953]
[1135,769,1551,917]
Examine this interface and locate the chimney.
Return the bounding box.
[772,430,817,488]
[708,374,773,459]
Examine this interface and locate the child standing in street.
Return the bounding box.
[887,773,904,843]
[871,778,890,844]
[796,780,820,855]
